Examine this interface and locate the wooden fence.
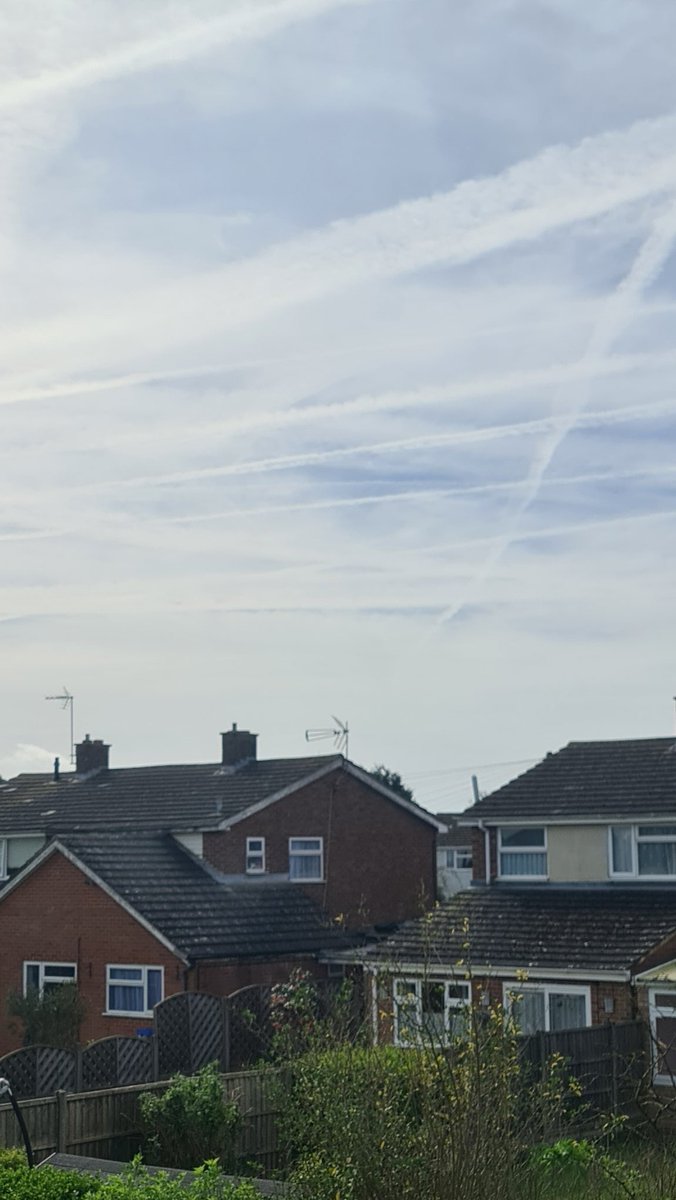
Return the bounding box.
[518,1019,647,1119]
[0,1069,281,1171]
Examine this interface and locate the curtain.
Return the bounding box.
[512,990,546,1035]
[500,852,547,876]
[549,992,586,1031]
[611,826,633,873]
[638,842,676,875]
[109,984,144,1012]
[289,853,321,879]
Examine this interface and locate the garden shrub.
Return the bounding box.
[7,984,86,1049]
[139,1063,241,1170]
[0,1146,29,1169]
[0,1162,263,1199]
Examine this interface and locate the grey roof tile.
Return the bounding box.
[0,756,340,833]
[463,738,676,821]
[58,831,348,961]
[366,887,676,973]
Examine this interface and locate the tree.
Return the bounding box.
[369,764,414,803]
[7,983,86,1048]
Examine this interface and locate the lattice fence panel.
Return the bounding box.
[228,986,274,1070]
[155,992,224,1078]
[0,1046,76,1099]
[81,1036,153,1090]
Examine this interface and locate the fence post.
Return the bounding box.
[222,996,231,1074]
[610,1022,619,1112]
[56,1090,68,1153]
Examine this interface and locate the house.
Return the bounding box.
[0,725,442,1052]
[354,736,676,1082]
[435,813,473,899]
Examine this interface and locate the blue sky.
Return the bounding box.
[2,0,676,810]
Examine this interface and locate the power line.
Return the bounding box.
[406,757,538,781]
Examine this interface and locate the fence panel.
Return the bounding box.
[0,1046,76,1100]
[81,1037,154,1091]
[228,986,275,1070]
[155,992,226,1078]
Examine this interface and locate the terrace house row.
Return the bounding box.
[357,737,676,1084]
[0,725,442,1053]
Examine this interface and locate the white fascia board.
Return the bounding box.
[0,839,189,965]
[634,959,676,984]
[216,761,342,830]
[345,958,629,983]
[343,762,447,831]
[468,816,676,826]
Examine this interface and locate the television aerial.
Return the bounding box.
[45,687,74,766]
[305,716,349,759]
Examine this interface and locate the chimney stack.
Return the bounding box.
[75,735,110,775]
[220,723,257,768]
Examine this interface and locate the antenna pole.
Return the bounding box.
[45,688,75,766]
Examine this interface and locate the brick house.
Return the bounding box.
[354,737,676,1083]
[0,725,441,1051]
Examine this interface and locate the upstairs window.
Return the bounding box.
[443,847,473,869]
[610,825,676,878]
[394,977,470,1046]
[289,837,323,882]
[24,962,76,996]
[246,837,265,874]
[498,827,547,878]
[106,965,163,1016]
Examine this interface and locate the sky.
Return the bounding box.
[2,0,676,813]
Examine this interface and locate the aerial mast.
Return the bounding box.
[45,687,74,766]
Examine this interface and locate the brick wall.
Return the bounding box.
[0,850,186,1056]
[194,956,327,995]
[203,767,437,928]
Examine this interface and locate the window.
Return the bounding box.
[443,848,473,869]
[0,839,7,880]
[610,825,676,878]
[289,837,323,882]
[649,989,676,1084]
[106,966,163,1016]
[498,828,547,878]
[24,962,76,996]
[503,982,590,1034]
[246,837,265,874]
[394,977,470,1046]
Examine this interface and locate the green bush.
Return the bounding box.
[139,1064,241,1170]
[7,984,86,1049]
[0,1147,29,1169]
[0,1161,262,1199]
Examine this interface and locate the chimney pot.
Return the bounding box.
[53,757,60,782]
[221,725,257,767]
[75,736,110,774]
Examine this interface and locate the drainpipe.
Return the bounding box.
[477,820,491,886]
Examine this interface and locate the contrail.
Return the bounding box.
[0,0,372,112]
[6,110,676,376]
[437,199,676,625]
[57,391,676,495]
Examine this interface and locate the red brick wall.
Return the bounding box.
[203,767,436,928]
[194,957,327,995]
[0,851,186,1055]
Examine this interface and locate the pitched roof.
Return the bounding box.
[364,887,676,975]
[436,814,472,849]
[463,738,676,821]
[32,832,349,962]
[0,756,340,833]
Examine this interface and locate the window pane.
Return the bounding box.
[147,970,162,1008]
[639,842,676,875]
[109,984,144,1012]
[510,990,546,1035]
[655,1016,676,1078]
[456,850,472,868]
[248,839,263,852]
[44,964,75,978]
[500,827,545,849]
[25,964,39,991]
[289,853,322,879]
[110,967,143,981]
[611,826,633,873]
[639,826,676,838]
[654,993,676,1011]
[444,849,455,868]
[549,992,587,1031]
[290,839,321,852]
[500,851,547,876]
[447,984,470,1002]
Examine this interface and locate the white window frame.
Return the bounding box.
[393,976,471,1047]
[609,824,676,880]
[502,981,591,1033]
[498,827,548,880]
[442,848,473,869]
[0,838,7,880]
[23,961,77,996]
[288,837,324,883]
[648,987,676,1086]
[245,836,266,874]
[105,964,164,1017]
